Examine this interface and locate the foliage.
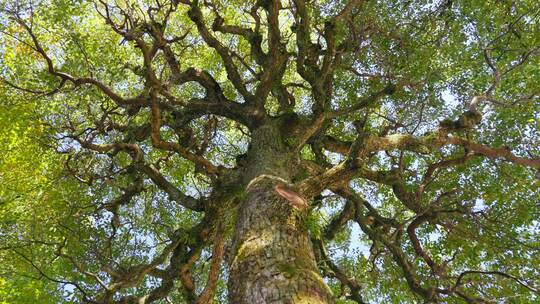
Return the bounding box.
[0,0,539,303]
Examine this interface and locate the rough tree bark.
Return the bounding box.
[228,122,335,303]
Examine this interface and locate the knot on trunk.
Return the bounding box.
[246,174,308,210]
[274,183,308,210]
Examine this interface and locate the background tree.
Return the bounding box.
[1,0,539,303]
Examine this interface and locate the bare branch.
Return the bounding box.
[139,164,204,212]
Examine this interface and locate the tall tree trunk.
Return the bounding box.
[228,123,334,303]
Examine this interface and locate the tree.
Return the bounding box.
[1,0,539,303]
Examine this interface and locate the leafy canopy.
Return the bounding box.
[0,0,539,303]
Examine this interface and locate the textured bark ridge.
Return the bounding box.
[242,122,292,183]
[229,176,334,303]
